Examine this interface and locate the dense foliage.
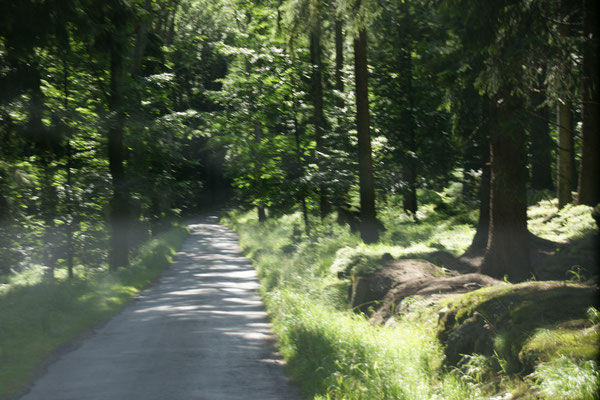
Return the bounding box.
[1,0,598,398]
[0,0,231,275]
[1,0,597,277]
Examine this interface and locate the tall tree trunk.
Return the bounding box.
[310,21,330,218]
[480,94,531,282]
[40,159,58,279]
[353,26,379,243]
[290,61,310,234]
[334,17,346,149]
[468,98,492,253]
[253,120,267,223]
[258,205,267,222]
[63,51,74,279]
[167,6,177,45]
[528,82,554,191]
[404,51,418,218]
[557,102,574,208]
[396,8,418,217]
[293,109,310,235]
[66,141,74,278]
[108,44,130,270]
[555,0,576,208]
[577,0,600,206]
[29,71,59,278]
[335,19,344,108]
[131,0,151,77]
[460,89,482,200]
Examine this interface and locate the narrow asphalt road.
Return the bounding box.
[19,216,300,400]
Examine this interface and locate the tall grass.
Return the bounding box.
[268,291,481,400]
[0,224,188,399]
[225,197,599,399]
[531,356,600,400]
[223,209,480,399]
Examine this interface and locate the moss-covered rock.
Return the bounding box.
[349,259,440,314]
[349,256,503,319]
[437,282,599,372]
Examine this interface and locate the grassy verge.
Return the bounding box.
[222,209,479,399]
[0,224,189,399]
[223,197,598,399]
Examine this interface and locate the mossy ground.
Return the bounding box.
[437,282,599,372]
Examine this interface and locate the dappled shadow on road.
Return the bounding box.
[131,214,290,363]
[19,215,298,400]
[122,215,293,394]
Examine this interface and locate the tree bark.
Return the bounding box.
[557,101,574,208]
[131,0,151,77]
[335,19,344,106]
[480,94,531,282]
[404,50,418,218]
[528,85,554,191]
[310,21,330,218]
[40,159,58,279]
[468,98,491,253]
[253,120,267,223]
[66,140,74,279]
[63,51,74,279]
[258,205,267,222]
[29,71,59,278]
[577,0,600,206]
[290,62,310,234]
[353,26,379,243]
[108,43,130,270]
[395,5,418,218]
[293,110,310,235]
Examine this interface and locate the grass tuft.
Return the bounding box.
[530,356,600,400]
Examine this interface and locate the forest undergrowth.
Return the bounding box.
[0,224,189,399]
[223,193,599,400]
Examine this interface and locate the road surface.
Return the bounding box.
[19,216,300,400]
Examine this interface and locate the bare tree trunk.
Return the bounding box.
[293,112,310,235]
[41,160,58,279]
[480,94,531,282]
[468,98,491,253]
[470,140,491,252]
[66,142,74,279]
[289,59,310,234]
[108,43,130,270]
[403,49,418,218]
[577,0,600,206]
[253,120,267,223]
[131,0,151,76]
[335,19,344,107]
[353,26,379,243]
[63,52,75,279]
[528,81,554,191]
[310,21,330,218]
[167,6,177,45]
[555,1,576,208]
[557,102,574,208]
[334,17,347,153]
[258,205,267,222]
[29,71,59,278]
